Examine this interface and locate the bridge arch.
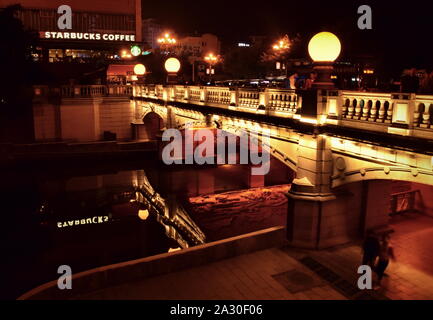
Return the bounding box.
[332,165,433,189]
[137,111,165,140]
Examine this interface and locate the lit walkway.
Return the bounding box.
[295,213,433,300]
[76,247,346,300]
[75,213,433,300]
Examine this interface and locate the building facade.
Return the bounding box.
[2,0,142,73]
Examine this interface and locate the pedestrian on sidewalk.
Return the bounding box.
[361,230,380,268]
[374,234,396,289]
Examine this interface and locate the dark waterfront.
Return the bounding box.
[0,156,292,299]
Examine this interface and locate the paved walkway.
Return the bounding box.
[76,213,433,300]
[76,247,346,300]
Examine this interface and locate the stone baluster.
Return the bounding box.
[420,109,431,128]
[341,99,348,118]
[347,99,355,119]
[377,100,386,122]
[271,95,276,108]
[385,101,393,123]
[369,100,378,122]
[277,95,281,109]
[361,100,370,121]
[355,100,363,119]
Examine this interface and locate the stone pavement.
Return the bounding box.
[76,247,346,300]
[76,213,433,300]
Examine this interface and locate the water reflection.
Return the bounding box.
[131,170,206,248]
[1,158,293,299]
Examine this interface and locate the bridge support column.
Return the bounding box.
[286,134,351,249]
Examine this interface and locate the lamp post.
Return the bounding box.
[157,33,177,54]
[272,35,291,77]
[307,32,341,89]
[134,63,146,84]
[204,53,218,83]
[164,57,181,84]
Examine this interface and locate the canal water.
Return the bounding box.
[0,157,293,299]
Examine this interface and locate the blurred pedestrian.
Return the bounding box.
[288,72,298,89]
[374,234,396,289]
[362,230,380,268]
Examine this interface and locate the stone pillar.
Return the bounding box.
[363,180,391,231]
[287,134,348,249]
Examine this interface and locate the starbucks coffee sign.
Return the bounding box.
[41,31,136,42]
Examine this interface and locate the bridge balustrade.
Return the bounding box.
[133,84,299,116]
[204,87,231,105]
[330,91,433,139]
[34,85,133,98]
[267,89,299,115]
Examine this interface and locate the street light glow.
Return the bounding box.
[272,35,291,51]
[134,63,146,75]
[204,53,218,63]
[165,57,181,73]
[158,32,176,45]
[308,31,341,62]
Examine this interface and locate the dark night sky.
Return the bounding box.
[143,0,433,73]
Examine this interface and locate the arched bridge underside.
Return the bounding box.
[133,96,433,249]
[134,99,433,189]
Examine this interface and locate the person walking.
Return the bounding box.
[374,234,396,289]
[304,72,317,90]
[288,72,298,89]
[361,230,380,268]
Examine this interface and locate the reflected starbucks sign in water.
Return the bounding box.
[41,31,136,42]
[57,215,109,228]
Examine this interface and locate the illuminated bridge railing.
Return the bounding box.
[34,85,133,98]
[133,85,299,118]
[327,91,433,139]
[133,85,433,140]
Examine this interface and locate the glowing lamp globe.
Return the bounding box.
[308,32,341,62]
[134,64,146,75]
[138,209,149,220]
[165,57,181,73]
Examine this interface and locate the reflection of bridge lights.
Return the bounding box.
[138,209,149,220]
[168,247,181,252]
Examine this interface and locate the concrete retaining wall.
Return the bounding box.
[18,226,287,300]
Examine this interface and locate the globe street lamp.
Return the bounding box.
[204,53,218,83]
[164,57,181,84]
[308,31,341,89]
[134,63,146,84]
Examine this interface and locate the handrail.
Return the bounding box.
[33,85,133,98]
[132,84,433,140]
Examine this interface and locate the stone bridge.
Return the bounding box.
[31,84,433,249]
[132,84,433,248]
